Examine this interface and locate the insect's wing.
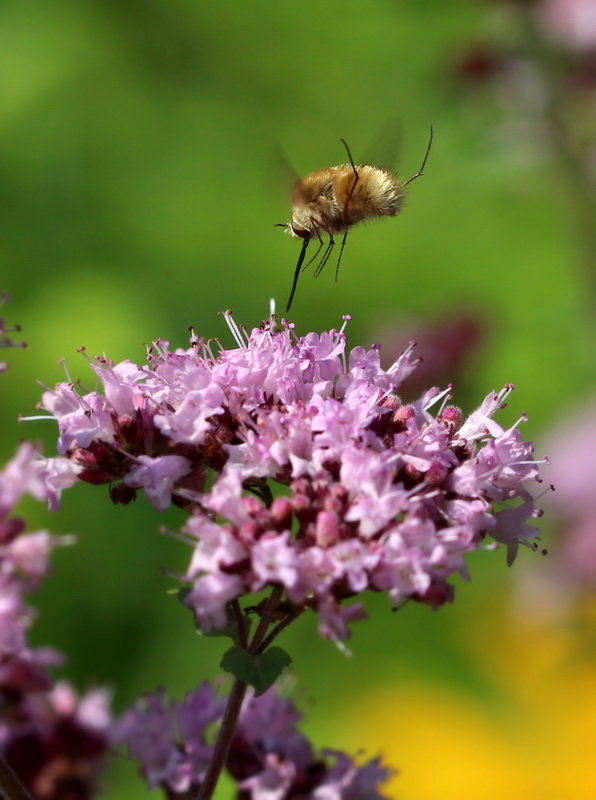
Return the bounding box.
[360,118,403,171]
[268,140,301,197]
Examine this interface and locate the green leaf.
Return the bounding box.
[220,646,292,696]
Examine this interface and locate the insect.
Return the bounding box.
[277,126,433,312]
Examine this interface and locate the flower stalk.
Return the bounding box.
[0,756,35,800]
[196,677,247,800]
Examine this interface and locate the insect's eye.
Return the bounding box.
[291,225,311,240]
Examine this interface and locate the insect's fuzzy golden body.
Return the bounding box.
[281,128,432,311]
[289,164,404,238]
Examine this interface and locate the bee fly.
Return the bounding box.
[277,126,433,312]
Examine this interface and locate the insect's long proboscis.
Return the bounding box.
[286,238,310,312]
[281,125,433,310]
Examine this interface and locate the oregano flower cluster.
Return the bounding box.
[36,314,543,643]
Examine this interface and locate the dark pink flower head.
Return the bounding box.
[0,444,110,796]
[4,682,111,800]
[0,411,110,798]
[37,316,544,641]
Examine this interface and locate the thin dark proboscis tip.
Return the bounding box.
[286,238,310,312]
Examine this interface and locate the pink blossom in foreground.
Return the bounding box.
[4,683,111,800]
[0,444,112,798]
[539,0,596,51]
[116,683,393,799]
[35,315,544,640]
[0,444,68,690]
[540,399,596,590]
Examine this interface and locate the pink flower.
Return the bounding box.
[36,316,544,640]
[118,683,394,798]
[0,442,49,516]
[535,398,596,593]
[539,0,596,50]
[115,691,188,791]
[251,533,300,590]
[185,516,248,576]
[313,751,393,800]
[124,454,192,510]
[239,753,296,800]
[40,383,114,453]
[186,573,244,631]
[91,359,147,415]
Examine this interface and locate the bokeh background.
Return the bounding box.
[2,0,596,797]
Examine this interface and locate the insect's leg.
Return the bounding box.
[314,235,335,278]
[286,238,310,312]
[304,230,324,270]
[403,125,433,186]
[340,137,360,225]
[335,229,349,282]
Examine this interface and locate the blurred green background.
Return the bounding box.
[2,1,595,797]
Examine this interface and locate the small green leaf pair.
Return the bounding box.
[220,646,292,696]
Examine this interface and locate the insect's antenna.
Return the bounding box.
[340,138,360,225]
[335,230,349,282]
[340,138,358,180]
[403,124,433,186]
[286,238,310,312]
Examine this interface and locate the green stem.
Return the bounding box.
[255,606,305,655]
[231,598,248,649]
[0,756,35,800]
[196,584,285,800]
[249,585,284,654]
[196,678,247,800]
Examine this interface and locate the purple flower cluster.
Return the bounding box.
[0,443,111,799]
[115,684,224,795]
[116,683,393,800]
[0,443,66,694]
[37,315,543,640]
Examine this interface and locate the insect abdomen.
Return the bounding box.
[344,166,404,222]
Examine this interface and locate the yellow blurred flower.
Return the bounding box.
[342,604,596,799]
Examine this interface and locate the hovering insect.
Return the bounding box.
[277,126,433,312]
